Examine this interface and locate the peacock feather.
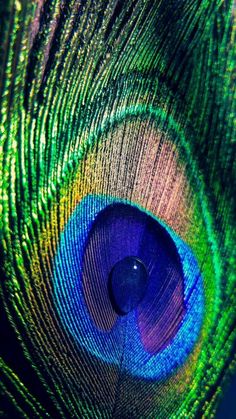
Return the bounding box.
[0,0,235,417]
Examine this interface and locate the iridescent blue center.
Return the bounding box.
[108,256,149,315]
[53,194,204,380]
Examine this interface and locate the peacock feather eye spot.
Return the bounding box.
[108,256,149,315]
[53,195,204,380]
